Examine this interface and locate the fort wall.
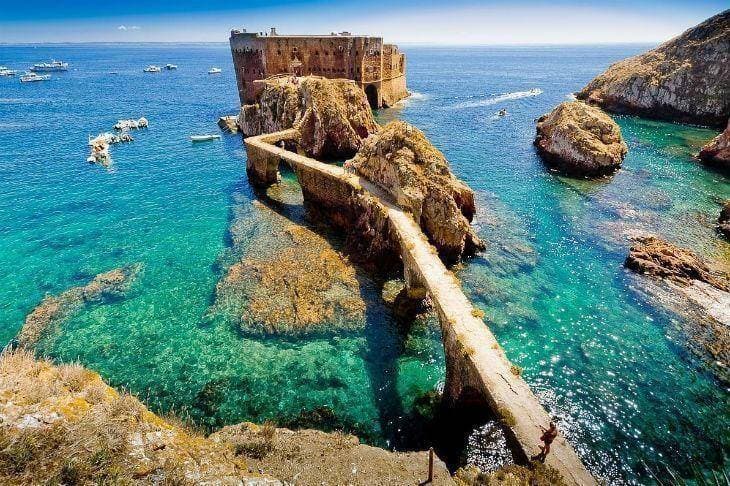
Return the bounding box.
[230,29,407,108]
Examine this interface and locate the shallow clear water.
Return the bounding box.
[0,44,728,484]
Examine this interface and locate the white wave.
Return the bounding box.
[565,93,577,100]
[451,88,543,109]
[392,90,429,107]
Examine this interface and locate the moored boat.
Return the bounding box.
[190,134,221,142]
[208,67,222,74]
[143,65,161,73]
[30,60,68,72]
[164,64,178,70]
[20,72,51,83]
[0,68,17,77]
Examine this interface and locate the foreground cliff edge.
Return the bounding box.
[0,351,573,485]
[577,9,729,128]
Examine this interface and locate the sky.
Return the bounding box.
[0,0,726,44]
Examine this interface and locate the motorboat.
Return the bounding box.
[0,68,17,76]
[497,109,508,117]
[190,134,221,142]
[143,65,161,73]
[164,64,178,70]
[208,67,222,75]
[20,72,51,83]
[30,60,68,72]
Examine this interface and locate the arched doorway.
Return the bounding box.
[365,84,379,109]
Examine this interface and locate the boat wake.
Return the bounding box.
[450,88,543,109]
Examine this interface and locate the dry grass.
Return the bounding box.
[471,308,486,319]
[456,462,567,485]
[510,364,523,377]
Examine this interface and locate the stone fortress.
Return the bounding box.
[229,28,409,108]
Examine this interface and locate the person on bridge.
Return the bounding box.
[533,421,558,463]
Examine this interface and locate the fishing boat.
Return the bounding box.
[30,60,68,72]
[208,67,222,74]
[143,65,161,73]
[190,134,221,142]
[164,64,178,70]
[20,72,51,83]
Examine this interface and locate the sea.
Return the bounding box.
[0,43,728,484]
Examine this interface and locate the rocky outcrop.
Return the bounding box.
[699,119,730,169]
[625,236,730,381]
[534,101,627,177]
[239,76,378,159]
[348,121,485,262]
[577,10,730,128]
[625,236,728,291]
[17,265,141,348]
[217,115,238,133]
[719,200,730,238]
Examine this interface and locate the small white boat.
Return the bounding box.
[143,65,161,73]
[497,109,508,117]
[208,67,222,75]
[164,64,178,70]
[30,60,68,72]
[0,68,17,77]
[190,134,221,142]
[20,72,50,83]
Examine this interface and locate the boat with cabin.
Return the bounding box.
[208,67,222,75]
[20,72,51,83]
[164,64,178,70]
[143,65,161,73]
[30,60,68,72]
[0,67,17,77]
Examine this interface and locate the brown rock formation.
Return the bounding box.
[534,101,628,177]
[210,422,455,485]
[213,203,365,334]
[699,119,730,169]
[348,121,484,262]
[719,200,730,238]
[239,76,378,158]
[17,265,141,348]
[577,10,730,128]
[625,236,728,291]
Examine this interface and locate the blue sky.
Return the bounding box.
[0,0,726,44]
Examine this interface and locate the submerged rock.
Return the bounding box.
[214,216,365,335]
[348,120,484,262]
[719,200,730,238]
[534,101,627,177]
[699,119,730,169]
[577,10,730,127]
[17,264,141,348]
[239,76,378,159]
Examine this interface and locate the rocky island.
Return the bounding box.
[699,119,730,169]
[534,101,628,177]
[577,10,730,128]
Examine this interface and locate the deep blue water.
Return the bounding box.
[0,43,728,484]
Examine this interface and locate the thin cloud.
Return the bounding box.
[117,25,141,31]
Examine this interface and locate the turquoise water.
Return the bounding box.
[0,44,728,483]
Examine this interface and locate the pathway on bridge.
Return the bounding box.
[245,131,597,485]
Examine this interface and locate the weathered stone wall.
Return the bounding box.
[230,30,407,108]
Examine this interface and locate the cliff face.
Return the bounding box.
[348,121,484,263]
[719,200,730,239]
[239,76,378,159]
[699,119,730,169]
[577,10,730,128]
[535,101,627,177]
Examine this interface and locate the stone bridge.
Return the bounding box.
[244,129,597,486]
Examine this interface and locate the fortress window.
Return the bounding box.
[292,47,298,52]
[277,49,281,55]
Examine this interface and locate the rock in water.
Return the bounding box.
[577,10,730,128]
[719,200,730,239]
[17,265,141,348]
[348,120,484,263]
[534,101,627,177]
[699,119,730,169]
[239,76,378,159]
[625,236,728,291]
